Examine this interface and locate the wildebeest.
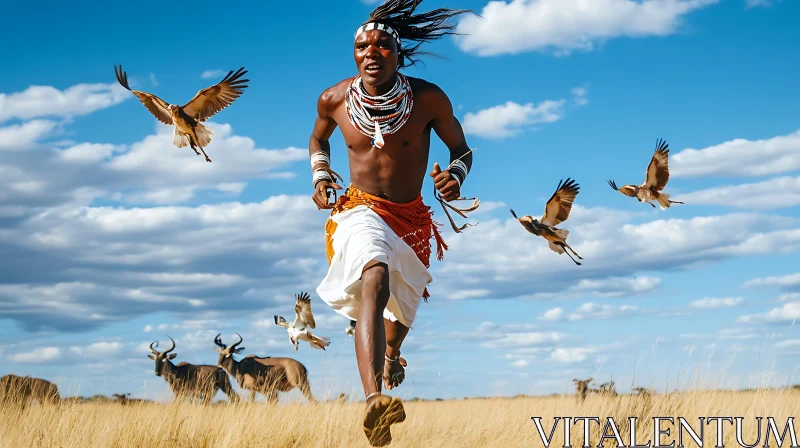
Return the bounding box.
[148,336,239,404]
[0,374,60,408]
[214,333,316,404]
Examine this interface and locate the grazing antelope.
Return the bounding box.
[148,336,239,404]
[573,377,593,403]
[0,374,60,408]
[214,333,317,404]
[510,178,583,265]
[274,291,331,350]
[114,65,249,163]
[608,138,684,210]
[597,381,618,397]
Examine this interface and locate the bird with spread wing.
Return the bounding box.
[608,138,684,210]
[510,178,583,266]
[345,320,356,336]
[274,292,330,351]
[113,65,249,163]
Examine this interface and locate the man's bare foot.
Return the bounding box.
[363,394,406,447]
[383,354,407,390]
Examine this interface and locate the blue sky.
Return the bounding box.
[1,0,799,402]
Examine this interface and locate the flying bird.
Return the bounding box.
[608,138,684,210]
[345,320,356,336]
[113,65,249,163]
[510,178,583,266]
[274,292,330,351]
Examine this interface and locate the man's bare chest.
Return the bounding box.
[332,100,433,149]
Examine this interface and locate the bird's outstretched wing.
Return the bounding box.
[181,67,249,122]
[541,178,580,227]
[114,65,173,125]
[608,180,637,197]
[274,315,289,328]
[294,291,315,329]
[644,138,671,191]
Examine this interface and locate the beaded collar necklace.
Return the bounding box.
[344,72,414,149]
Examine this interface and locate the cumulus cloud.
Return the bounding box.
[738,302,800,324]
[0,120,58,151]
[462,87,587,138]
[0,82,129,123]
[454,0,719,56]
[746,0,781,7]
[6,347,61,363]
[688,297,744,309]
[743,272,800,290]
[0,120,306,214]
[429,207,800,301]
[0,195,327,331]
[69,341,124,358]
[671,129,800,178]
[675,176,800,210]
[539,302,642,321]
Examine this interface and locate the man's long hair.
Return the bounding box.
[363,0,476,69]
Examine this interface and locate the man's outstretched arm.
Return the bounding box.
[309,89,342,209]
[429,84,473,202]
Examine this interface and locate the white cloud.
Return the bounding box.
[675,176,800,210]
[539,302,642,321]
[688,297,744,309]
[69,341,124,358]
[462,100,566,138]
[775,339,800,349]
[511,359,530,368]
[149,73,159,87]
[57,143,121,163]
[430,207,800,302]
[738,302,800,324]
[0,120,57,150]
[0,82,129,123]
[143,325,153,333]
[551,347,595,363]
[743,272,800,289]
[454,0,719,57]
[7,347,61,363]
[201,70,226,79]
[671,129,800,178]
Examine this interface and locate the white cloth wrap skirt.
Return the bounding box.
[316,205,432,328]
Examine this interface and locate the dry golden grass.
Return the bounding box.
[1,388,798,448]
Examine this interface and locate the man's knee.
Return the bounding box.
[361,261,389,303]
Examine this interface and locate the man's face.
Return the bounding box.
[354,29,399,87]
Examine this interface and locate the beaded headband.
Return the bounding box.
[354,22,402,46]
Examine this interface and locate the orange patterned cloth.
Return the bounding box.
[324,185,448,299]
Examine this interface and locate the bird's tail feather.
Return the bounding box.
[195,123,214,148]
[554,228,569,240]
[173,127,190,148]
[548,241,565,254]
[654,192,681,210]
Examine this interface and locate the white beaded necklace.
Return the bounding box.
[345,73,414,149]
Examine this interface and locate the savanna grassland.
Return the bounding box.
[1,388,798,448]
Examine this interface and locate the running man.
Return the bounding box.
[308,1,475,445]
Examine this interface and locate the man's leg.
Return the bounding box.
[356,261,390,400]
[357,260,406,447]
[383,320,409,390]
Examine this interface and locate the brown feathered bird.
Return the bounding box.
[510,178,583,266]
[608,138,684,210]
[114,65,249,163]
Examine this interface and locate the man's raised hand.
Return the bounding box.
[430,162,460,202]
